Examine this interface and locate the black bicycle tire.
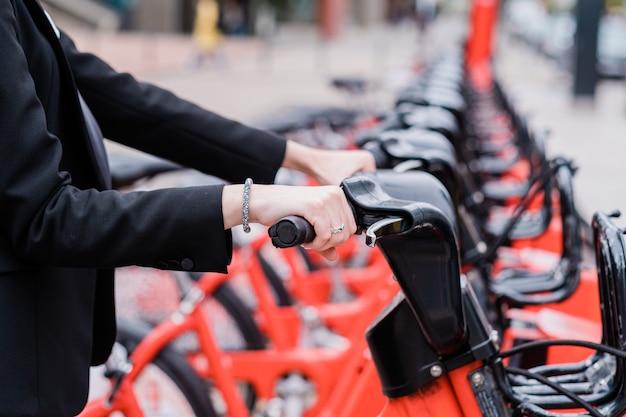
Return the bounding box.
[256,251,294,307]
[185,274,267,349]
[211,281,267,350]
[116,318,218,417]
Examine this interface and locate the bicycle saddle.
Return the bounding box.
[395,86,467,125]
[362,129,459,202]
[253,106,359,134]
[330,77,369,93]
[352,110,406,148]
[471,145,522,176]
[371,128,456,167]
[395,102,461,144]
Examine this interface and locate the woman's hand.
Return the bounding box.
[222,141,373,260]
[222,183,355,261]
[281,141,376,185]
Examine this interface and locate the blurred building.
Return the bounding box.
[43,0,435,36]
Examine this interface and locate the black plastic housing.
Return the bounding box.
[366,278,497,398]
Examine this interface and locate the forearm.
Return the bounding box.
[281,140,376,185]
[60,33,287,184]
[13,184,231,272]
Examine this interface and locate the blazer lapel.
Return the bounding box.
[23,0,112,190]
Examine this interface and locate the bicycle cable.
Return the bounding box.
[497,339,626,361]
[504,365,603,417]
[463,158,573,266]
[492,338,626,416]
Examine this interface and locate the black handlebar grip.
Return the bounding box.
[268,215,316,248]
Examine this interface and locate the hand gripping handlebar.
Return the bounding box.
[267,172,467,355]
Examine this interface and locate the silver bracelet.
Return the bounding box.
[242,178,253,233]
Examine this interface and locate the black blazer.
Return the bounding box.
[0,1,286,415]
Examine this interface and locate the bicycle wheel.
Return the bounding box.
[115,268,265,351]
[88,319,217,417]
[115,267,269,412]
[211,281,266,350]
[199,281,266,413]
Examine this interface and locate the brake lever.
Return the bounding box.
[365,217,404,247]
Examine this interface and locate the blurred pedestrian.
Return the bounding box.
[222,0,247,35]
[191,0,226,68]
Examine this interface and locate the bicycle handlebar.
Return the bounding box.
[267,215,316,248]
[268,173,467,356]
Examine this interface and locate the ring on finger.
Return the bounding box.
[330,223,345,234]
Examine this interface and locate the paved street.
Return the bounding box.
[65,13,626,224]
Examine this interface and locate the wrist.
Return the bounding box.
[282,141,320,177]
[222,184,245,230]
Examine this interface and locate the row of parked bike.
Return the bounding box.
[81,48,626,417]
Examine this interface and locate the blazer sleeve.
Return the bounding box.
[59,32,287,185]
[0,3,235,273]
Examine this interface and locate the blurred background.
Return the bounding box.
[503,0,626,80]
[41,0,626,91]
[42,0,460,35]
[44,0,626,216]
[41,0,626,106]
